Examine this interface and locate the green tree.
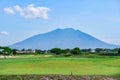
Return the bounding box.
[62,49,71,57]
[81,48,91,53]
[12,49,18,54]
[71,47,82,55]
[62,49,71,54]
[0,46,13,59]
[35,49,45,54]
[95,48,103,53]
[50,48,62,55]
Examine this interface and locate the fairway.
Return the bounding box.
[0,56,120,75]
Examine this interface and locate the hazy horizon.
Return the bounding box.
[0,0,120,46]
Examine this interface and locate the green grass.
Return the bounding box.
[0,55,120,75]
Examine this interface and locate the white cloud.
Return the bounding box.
[4,4,51,19]
[0,31,8,35]
[4,7,15,14]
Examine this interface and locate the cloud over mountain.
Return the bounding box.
[4,4,51,19]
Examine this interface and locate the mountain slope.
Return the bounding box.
[10,28,119,49]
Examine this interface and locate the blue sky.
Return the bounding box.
[0,0,120,46]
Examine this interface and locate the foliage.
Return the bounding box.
[35,49,45,54]
[81,48,91,53]
[63,53,71,57]
[117,48,120,54]
[0,46,12,55]
[95,48,103,53]
[71,47,82,55]
[62,49,71,54]
[1,46,120,56]
[50,48,62,55]
[12,49,18,54]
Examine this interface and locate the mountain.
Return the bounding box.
[10,28,119,50]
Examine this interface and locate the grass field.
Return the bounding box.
[0,55,120,75]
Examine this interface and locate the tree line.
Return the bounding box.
[0,46,120,56]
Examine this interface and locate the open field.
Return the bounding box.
[0,55,120,75]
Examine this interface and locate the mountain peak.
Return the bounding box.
[55,28,75,31]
